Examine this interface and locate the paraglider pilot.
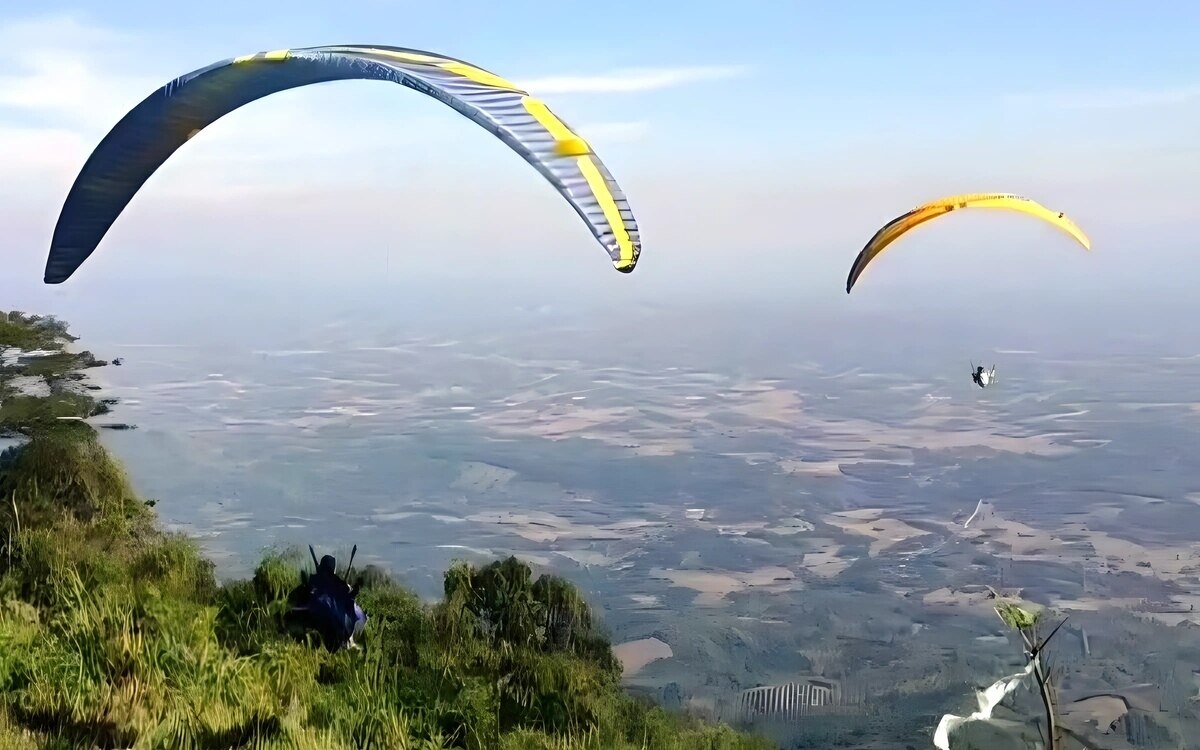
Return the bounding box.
[288,545,368,652]
[971,364,996,389]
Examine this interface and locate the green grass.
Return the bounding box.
[0,393,106,436]
[1,311,104,437]
[0,311,774,750]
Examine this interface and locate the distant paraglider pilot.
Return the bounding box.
[287,546,368,652]
[971,364,996,389]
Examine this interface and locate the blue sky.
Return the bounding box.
[1,2,1198,324]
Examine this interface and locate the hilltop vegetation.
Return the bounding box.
[0,311,772,749]
[1,311,110,438]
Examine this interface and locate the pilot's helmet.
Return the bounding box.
[319,555,337,575]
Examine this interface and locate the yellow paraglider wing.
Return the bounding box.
[845,193,1091,293]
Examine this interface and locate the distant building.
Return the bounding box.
[729,678,860,723]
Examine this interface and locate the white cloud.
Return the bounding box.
[0,54,161,130]
[518,65,748,94]
[0,13,156,129]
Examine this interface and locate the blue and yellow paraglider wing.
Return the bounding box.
[44,45,641,284]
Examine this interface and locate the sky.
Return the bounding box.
[1,2,1199,338]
